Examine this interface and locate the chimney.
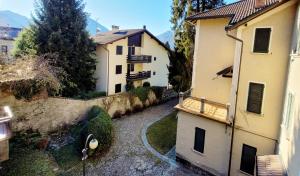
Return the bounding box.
[112,25,120,31]
[143,25,146,30]
[255,0,266,8]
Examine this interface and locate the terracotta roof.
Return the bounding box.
[92,29,171,51]
[186,0,285,30]
[256,155,287,176]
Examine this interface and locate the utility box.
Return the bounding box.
[0,106,12,162]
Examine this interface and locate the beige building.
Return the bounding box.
[175,0,299,175]
[0,26,21,63]
[257,3,300,176]
[92,26,170,95]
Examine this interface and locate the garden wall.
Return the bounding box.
[0,90,157,134]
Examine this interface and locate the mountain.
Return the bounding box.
[0,10,108,35]
[157,30,175,50]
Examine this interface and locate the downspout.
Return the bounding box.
[100,45,110,96]
[226,31,244,176]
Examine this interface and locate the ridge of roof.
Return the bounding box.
[186,0,284,30]
[92,28,171,52]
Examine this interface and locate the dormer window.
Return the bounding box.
[253,28,271,53]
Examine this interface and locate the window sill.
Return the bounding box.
[239,170,254,176]
[250,52,272,55]
[245,110,264,117]
[191,148,205,157]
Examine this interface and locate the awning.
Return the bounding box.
[216,66,233,78]
[256,155,287,176]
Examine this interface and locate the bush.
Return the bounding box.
[150,86,165,100]
[87,106,103,121]
[143,82,150,87]
[79,107,113,156]
[125,81,134,91]
[132,104,143,113]
[130,87,150,102]
[75,91,106,100]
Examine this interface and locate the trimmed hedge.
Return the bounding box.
[130,87,150,102]
[150,86,165,100]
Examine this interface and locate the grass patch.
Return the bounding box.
[50,144,81,171]
[1,148,57,176]
[146,111,178,154]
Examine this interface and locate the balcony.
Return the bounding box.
[127,55,152,63]
[175,89,231,125]
[126,71,151,81]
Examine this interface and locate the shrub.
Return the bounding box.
[130,87,150,102]
[150,86,165,100]
[113,110,122,119]
[87,106,103,121]
[143,82,150,87]
[125,81,134,91]
[79,107,113,156]
[75,91,106,100]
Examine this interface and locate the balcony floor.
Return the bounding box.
[175,97,231,125]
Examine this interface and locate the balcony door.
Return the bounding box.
[128,46,135,57]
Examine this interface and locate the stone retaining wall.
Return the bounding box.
[0,90,157,134]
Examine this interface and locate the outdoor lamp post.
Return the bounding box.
[82,134,98,176]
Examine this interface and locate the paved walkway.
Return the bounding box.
[72,99,198,176]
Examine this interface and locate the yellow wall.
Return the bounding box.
[176,111,231,175]
[231,4,297,175]
[191,18,236,105]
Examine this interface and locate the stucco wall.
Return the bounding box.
[176,111,231,176]
[95,45,108,92]
[191,18,236,105]
[0,90,157,134]
[0,39,14,63]
[231,4,297,175]
[278,54,300,176]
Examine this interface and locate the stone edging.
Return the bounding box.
[141,116,178,168]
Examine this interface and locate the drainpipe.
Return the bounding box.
[100,45,110,96]
[226,31,244,176]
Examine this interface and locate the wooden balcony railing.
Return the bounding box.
[127,55,152,63]
[126,71,151,81]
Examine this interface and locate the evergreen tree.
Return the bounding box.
[33,0,96,97]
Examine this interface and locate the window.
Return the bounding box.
[1,45,8,54]
[115,84,121,93]
[194,127,205,153]
[130,64,134,72]
[116,65,122,74]
[240,144,257,175]
[247,82,265,114]
[253,28,271,53]
[116,46,123,55]
[284,92,295,138]
[153,71,156,76]
[128,46,135,56]
[154,57,156,61]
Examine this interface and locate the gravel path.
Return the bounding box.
[69,99,197,176]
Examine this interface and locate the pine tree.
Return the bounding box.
[33,0,96,97]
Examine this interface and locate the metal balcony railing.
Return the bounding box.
[126,71,151,81]
[127,55,152,63]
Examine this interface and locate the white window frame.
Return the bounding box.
[283,91,295,139]
[245,81,266,116]
[251,27,273,55]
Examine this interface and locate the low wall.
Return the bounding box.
[0,91,157,134]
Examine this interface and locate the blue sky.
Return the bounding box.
[0,0,236,35]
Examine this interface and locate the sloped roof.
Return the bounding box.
[0,26,22,40]
[92,29,171,51]
[186,0,286,30]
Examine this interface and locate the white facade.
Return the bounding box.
[94,31,169,95]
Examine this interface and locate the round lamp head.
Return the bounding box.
[89,139,98,150]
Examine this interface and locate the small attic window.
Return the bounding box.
[114,31,128,35]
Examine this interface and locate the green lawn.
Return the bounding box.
[146,111,178,154]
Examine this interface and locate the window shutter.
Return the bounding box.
[240,144,257,175]
[247,83,264,114]
[194,128,205,153]
[253,28,271,53]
